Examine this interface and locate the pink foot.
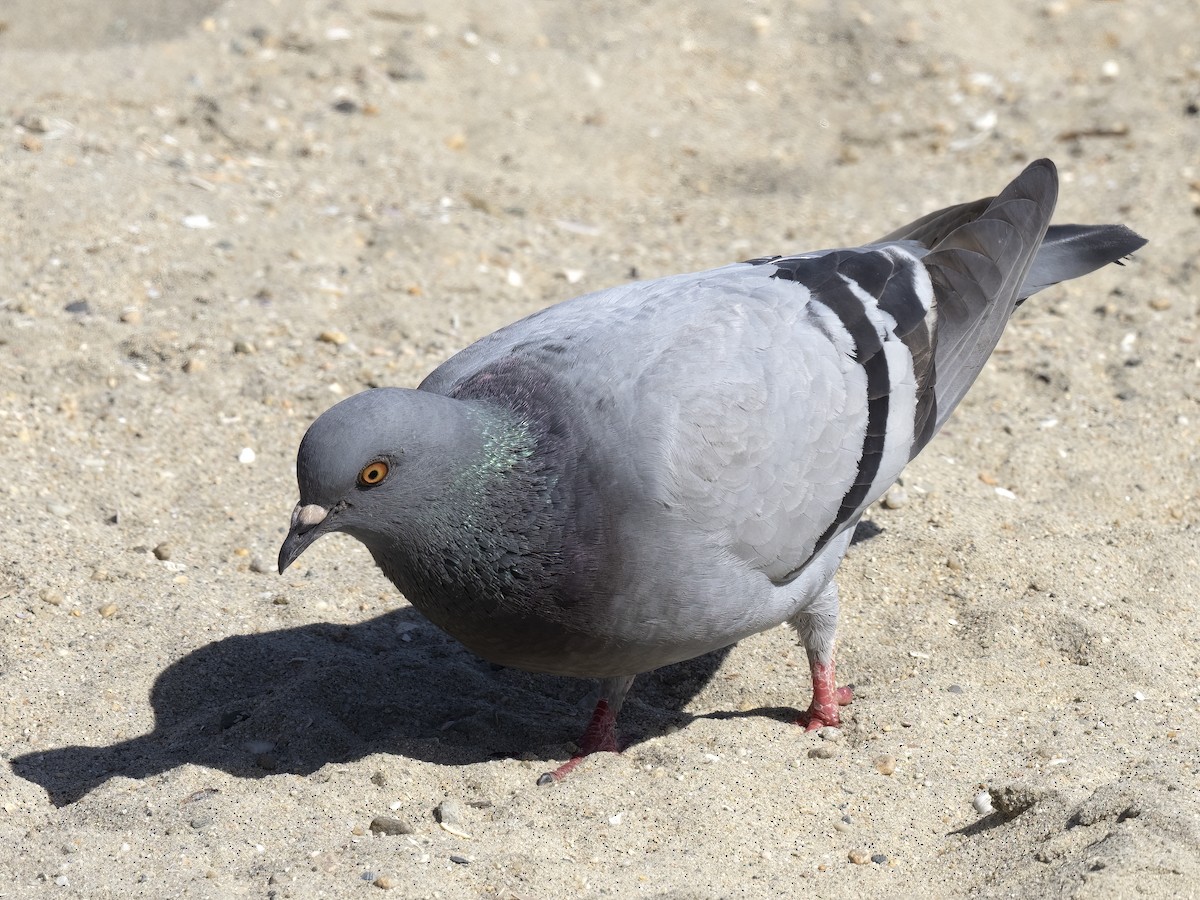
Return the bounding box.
[796,659,854,731]
[538,699,620,785]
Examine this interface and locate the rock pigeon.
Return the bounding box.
[279,159,1145,783]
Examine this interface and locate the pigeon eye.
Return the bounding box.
[357,460,389,486]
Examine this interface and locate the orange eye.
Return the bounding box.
[357,460,389,486]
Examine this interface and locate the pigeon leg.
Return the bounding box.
[538,674,635,785]
[789,582,854,730]
[798,652,854,730]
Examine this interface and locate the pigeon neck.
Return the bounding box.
[447,402,543,500]
[367,398,574,640]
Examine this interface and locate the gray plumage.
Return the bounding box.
[279,158,1145,777]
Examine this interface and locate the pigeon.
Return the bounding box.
[279,159,1145,783]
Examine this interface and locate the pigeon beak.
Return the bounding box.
[277,503,330,573]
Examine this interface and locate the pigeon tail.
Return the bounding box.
[913,159,1145,444]
[1019,223,1147,301]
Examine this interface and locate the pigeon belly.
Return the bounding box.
[379,514,854,680]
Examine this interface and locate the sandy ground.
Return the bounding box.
[2,0,1198,897]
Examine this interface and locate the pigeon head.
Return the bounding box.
[277,387,490,574]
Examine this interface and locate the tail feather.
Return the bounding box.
[1020,223,1148,300]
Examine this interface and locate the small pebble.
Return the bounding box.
[972,110,998,132]
[318,330,348,345]
[873,754,897,775]
[47,503,73,518]
[182,214,213,229]
[238,447,256,464]
[181,787,219,804]
[120,308,142,324]
[848,849,870,865]
[249,557,270,574]
[948,684,963,694]
[435,798,464,824]
[373,875,397,890]
[882,486,908,509]
[39,589,64,606]
[808,745,839,760]
[233,339,257,354]
[870,853,888,865]
[190,816,212,830]
[973,791,995,815]
[98,603,118,618]
[449,855,469,865]
[834,820,852,833]
[18,113,49,133]
[991,782,1056,817]
[182,358,206,374]
[153,542,172,561]
[369,816,415,836]
[817,726,842,742]
[435,799,471,838]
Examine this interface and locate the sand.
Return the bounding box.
[2,0,1198,897]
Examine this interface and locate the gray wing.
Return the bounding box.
[726,246,936,576]
[915,158,1059,434]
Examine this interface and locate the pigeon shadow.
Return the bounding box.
[10,607,733,807]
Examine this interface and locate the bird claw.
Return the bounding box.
[537,698,621,785]
[796,685,855,731]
